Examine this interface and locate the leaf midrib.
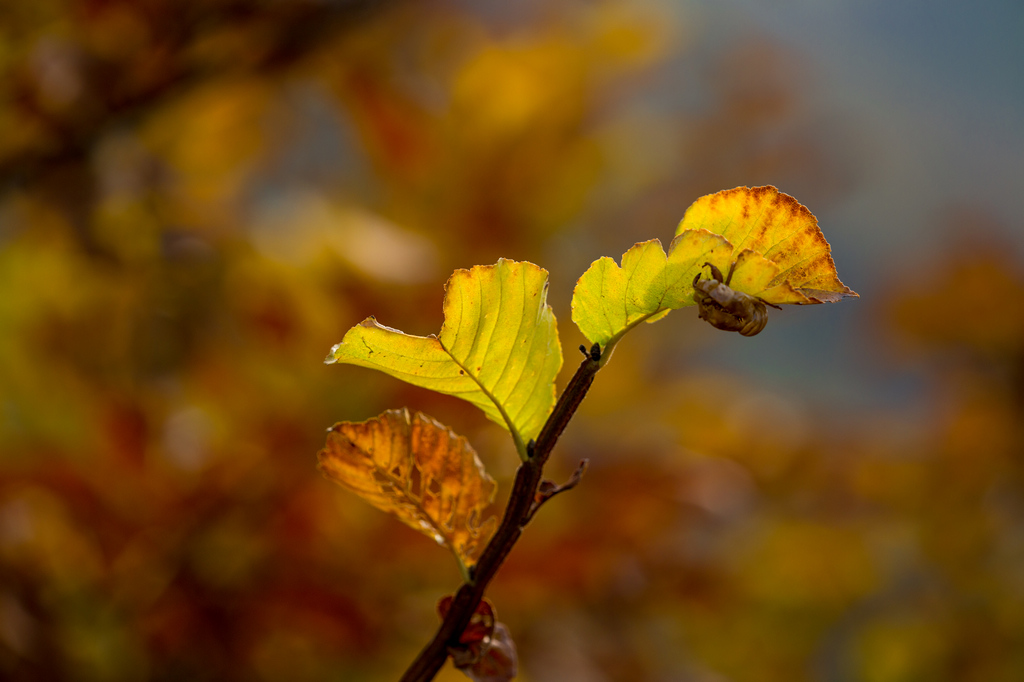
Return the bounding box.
[438,338,528,458]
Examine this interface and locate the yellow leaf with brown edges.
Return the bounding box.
[676,185,858,304]
[318,409,497,570]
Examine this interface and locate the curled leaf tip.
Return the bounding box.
[799,286,859,303]
[324,343,342,364]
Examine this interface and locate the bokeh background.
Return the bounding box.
[2,1,1024,680]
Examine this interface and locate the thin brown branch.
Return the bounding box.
[398,346,602,682]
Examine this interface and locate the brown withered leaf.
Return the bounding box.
[318,409,498,569]
[438,596,519,682]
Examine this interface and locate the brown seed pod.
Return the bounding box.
[692,262,780,337]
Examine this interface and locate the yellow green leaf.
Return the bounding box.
[326,259,561,458]
[676,185,858,304]
[572,186,858,354]
[318,408,498,574]
[570,230,732,353]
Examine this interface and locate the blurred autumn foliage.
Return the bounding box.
[2,1,1022,681]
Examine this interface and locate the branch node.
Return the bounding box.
[589,343,601,361]
[525,459,590,523]
[578,344,589,357]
